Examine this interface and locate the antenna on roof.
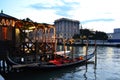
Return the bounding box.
[1,10,3,13]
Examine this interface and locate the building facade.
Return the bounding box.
[108,28,120,42]
[54,18,80,39]
[112,28,120,39]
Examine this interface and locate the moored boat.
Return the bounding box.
[6,51,95,71]
[5,22,96,72]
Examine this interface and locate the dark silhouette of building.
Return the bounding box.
[0,10,18,57]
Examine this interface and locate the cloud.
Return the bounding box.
[27,0,119,33]
[81,18,114,24]
[1,0,120,33]
[81,19,120,33]
[29,0,80,17]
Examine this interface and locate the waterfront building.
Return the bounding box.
[0,10,18,41]
[54,18,80,39]
[107,28,120,42]
[0,10,56,56]
[0,10,19,57]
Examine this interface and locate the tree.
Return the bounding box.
[73,34,80,39]
[94,31,108,44]
[80,29,94,39]
[22,17,33,22]
[79,29,108,44]
[93,31,108,40]
[79,29,94,44]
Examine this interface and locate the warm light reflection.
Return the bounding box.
[106,47,113,59]
[29,26,35,30]
[83,46,87,55]
[69,46,72,51]
[15,28,20,35]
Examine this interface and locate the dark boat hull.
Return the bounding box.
[16,53,94,71]
[1,53,94,80]
[5,52,94,72]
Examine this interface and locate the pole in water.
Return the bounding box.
[0,60,2,72]
[85,38,89,66]
[0,60,1,72]
[94,39,97,69]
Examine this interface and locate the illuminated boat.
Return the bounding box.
[5,21,96,71]
[6,50,95,71]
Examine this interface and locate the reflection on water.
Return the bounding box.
[0,75,4,80]
[3,65,95,80]
[1,46,120,80]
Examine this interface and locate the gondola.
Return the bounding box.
[6,50,95,71]
[28,52,94,69]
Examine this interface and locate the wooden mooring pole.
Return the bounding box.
[85,38,89,67]
[94,40,97,69]
[0,60,1,72]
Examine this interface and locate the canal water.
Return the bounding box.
[1,46,120,80]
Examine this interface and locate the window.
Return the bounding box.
[1,27,12,40]
[2,27,7,40]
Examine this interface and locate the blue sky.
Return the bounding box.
[0,0,120,33]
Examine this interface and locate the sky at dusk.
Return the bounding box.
[0,0,120,33]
